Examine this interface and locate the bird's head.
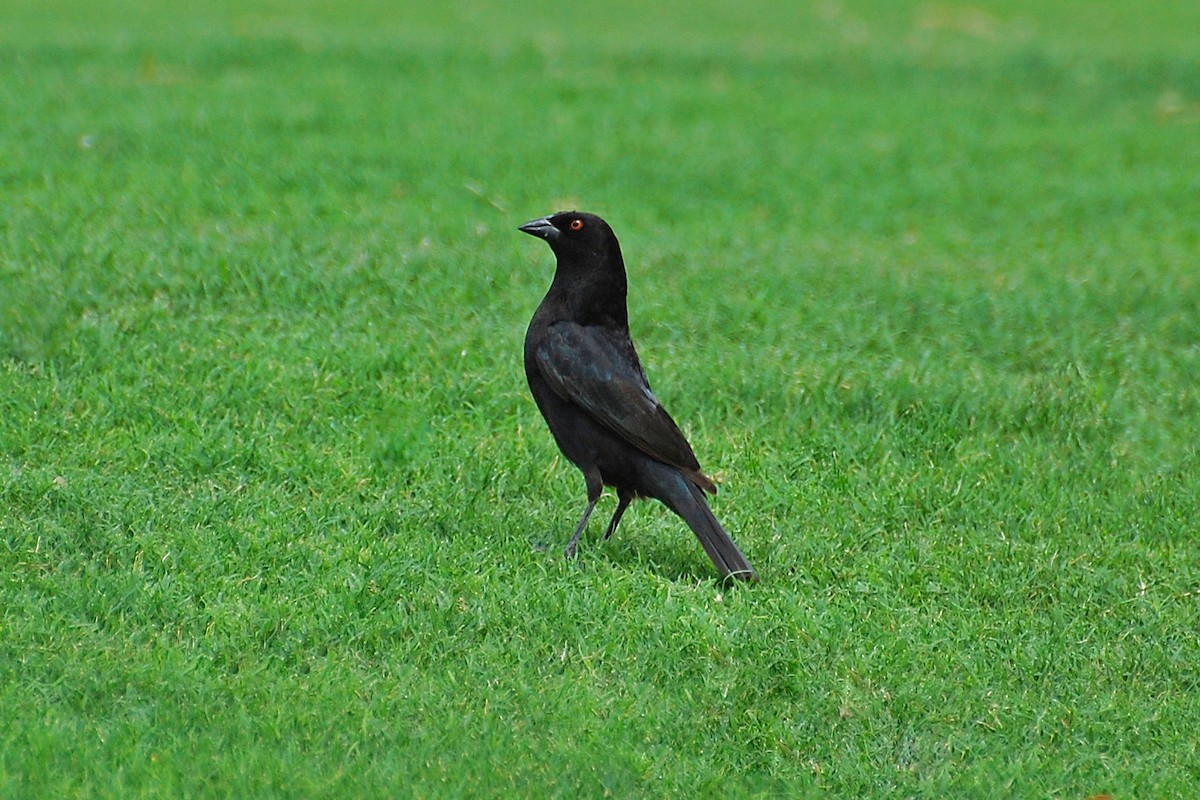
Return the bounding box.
[518,211,621,264]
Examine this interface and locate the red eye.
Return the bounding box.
[569,219,584,231]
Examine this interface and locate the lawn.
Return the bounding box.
[2,0,1199,796]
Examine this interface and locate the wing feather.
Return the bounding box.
[535,321,716,492]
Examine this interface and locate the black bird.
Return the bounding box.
[519,211,757,582]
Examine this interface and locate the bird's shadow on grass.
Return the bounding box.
[532,529,729,585]
[528,502,759,586]
[610,534,716,581]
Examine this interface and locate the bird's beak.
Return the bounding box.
[518,216,559,241]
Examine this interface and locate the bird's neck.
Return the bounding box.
[545,254,629,328]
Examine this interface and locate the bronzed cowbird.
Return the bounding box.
[519,211,757,582]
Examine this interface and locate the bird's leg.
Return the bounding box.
[563,500,596,561]
[602,490,633,541]
[564,471,604,560]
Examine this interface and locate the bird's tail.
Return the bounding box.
[666,478,758,583]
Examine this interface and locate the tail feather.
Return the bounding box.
[669,479,758,582]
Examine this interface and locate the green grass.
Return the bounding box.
[3,0,1200,796]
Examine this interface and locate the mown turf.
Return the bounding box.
[2,0,1199,796]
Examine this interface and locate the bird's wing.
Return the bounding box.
[535,321,716,492]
